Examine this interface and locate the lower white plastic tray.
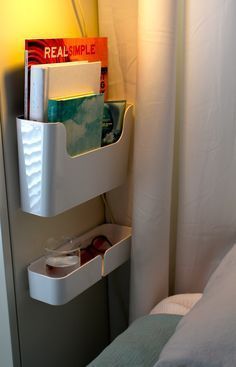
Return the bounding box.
[28,256,102,306]
[28,224,132,305]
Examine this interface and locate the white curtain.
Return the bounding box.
[175,0,236,293]
[98,0,236,321]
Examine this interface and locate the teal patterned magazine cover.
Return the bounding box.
[48,93,104,156]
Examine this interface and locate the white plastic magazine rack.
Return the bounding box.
[16,105,133,217]
[28,224,131,305]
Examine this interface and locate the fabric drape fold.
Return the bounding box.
[175,0,236,293]
[130,0,178,321]
[99,0,178,321]
[98,0,236,322]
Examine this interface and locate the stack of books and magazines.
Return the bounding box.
[18,37,132,219]
[24,37,108,156]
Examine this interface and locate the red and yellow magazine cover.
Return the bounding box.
[24,37,108,119]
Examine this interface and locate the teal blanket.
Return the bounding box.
[87,314,182,367]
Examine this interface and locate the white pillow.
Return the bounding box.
[150,294,202,316]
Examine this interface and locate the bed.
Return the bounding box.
[88,243,236,367]
[88,294,202,366]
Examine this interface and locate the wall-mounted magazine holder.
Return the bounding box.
[16,105,133,217]
[28,224,131,305]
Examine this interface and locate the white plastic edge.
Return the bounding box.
[27,224,132,305]
[16,105,133,217]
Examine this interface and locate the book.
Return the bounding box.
[24,37,108,119]
[30,61,101,122]
[102,100,126,146]
[48,93,104,156]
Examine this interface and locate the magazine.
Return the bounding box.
[48,93,104,156]
[24,37,108,119]
[29,61,101,122]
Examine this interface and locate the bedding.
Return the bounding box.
[88,242,236,367]
[87,314,182,367]
[155,243,236,367]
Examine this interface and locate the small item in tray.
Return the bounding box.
[80,235,112,265]
[45,238,81,277]
[91,235,113,253]
[80,248,94,266]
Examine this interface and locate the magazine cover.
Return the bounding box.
[48,93,104,156]
[24,37,108,119]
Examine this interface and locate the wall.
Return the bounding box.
[0,1,109,366]
[0,123,20,367]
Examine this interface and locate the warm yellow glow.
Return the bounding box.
[0,0,98,68]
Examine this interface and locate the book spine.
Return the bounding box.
[48,100,60,122]
[43,69,49,122]
[24,50,29,119]
[29,68,47,122]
